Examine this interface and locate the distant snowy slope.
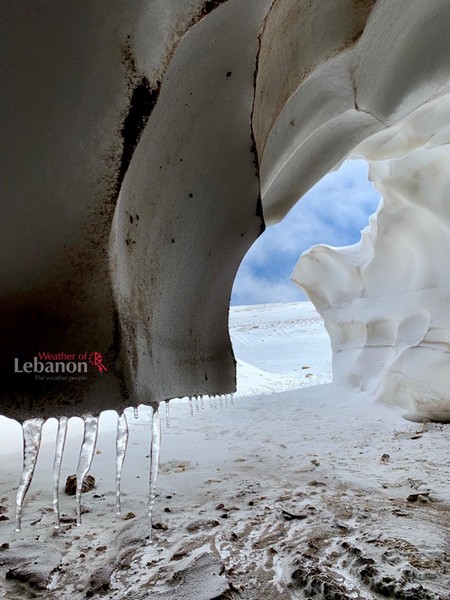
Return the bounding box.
[230,301,331,396]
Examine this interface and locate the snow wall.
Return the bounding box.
[293,96,450,422]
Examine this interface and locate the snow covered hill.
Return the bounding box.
[230,301,331,396]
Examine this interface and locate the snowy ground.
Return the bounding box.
[0,301,449,598]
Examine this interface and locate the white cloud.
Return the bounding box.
[231,264,305,306]
[231,159,381,306]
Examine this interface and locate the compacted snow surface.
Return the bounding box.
[0,301,449,598]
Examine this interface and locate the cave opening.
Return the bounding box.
[229,159,381,395]
[231,159,381,307]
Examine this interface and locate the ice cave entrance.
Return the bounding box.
[231,159,381,308]
[230,159,382,390]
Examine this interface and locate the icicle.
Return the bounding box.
[75,415,98,526]
[165,401,170,428]
[225,394,229,408]
[209,395,213,409]
[133,406,139,420]
[200,396,204,410]
[148,406,161,537]
[52,417,68,529]
[115,412,129,516]
[231,393,235,405]
[195,395,200,411]
[15,418,45,532]
[214,395,218,410]
[189,397,194,416]
[220,395,223,409]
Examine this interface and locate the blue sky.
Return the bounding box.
[231,160,381,306]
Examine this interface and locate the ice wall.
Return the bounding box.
[293,96,450,422]
[0,1,271,420]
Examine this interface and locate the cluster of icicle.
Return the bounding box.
[187,393,233,415]
[14,394,234,533]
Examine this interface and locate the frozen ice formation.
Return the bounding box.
[13,396,232,531]
[2,0,450,421]
[293,95,450,422]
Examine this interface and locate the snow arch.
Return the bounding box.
[2,0,450,421]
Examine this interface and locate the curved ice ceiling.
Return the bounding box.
[2,0,450,421]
